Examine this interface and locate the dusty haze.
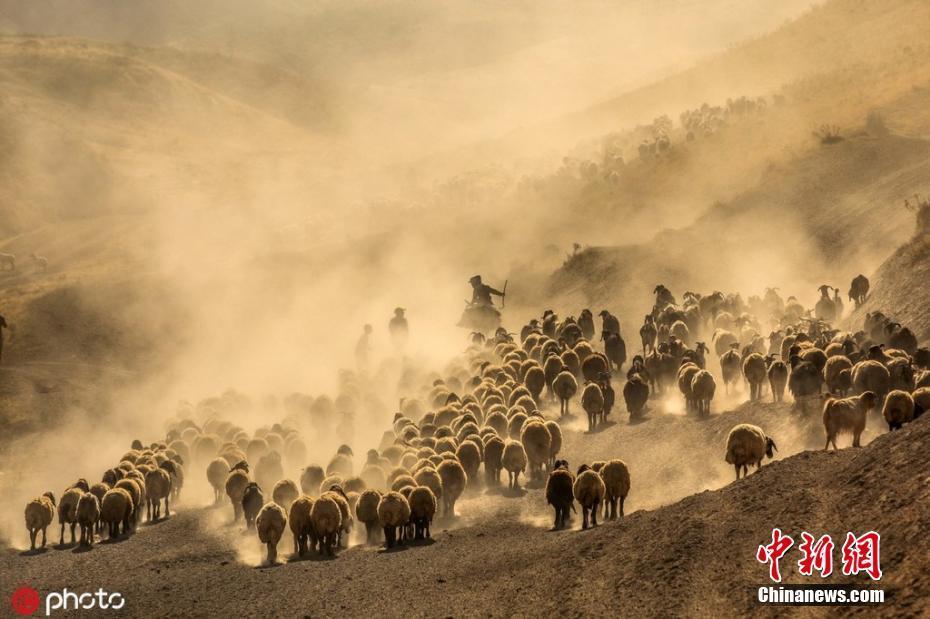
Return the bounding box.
[1,0,927,552]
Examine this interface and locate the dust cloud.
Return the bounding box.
[2,0,912,551]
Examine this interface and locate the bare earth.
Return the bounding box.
[4,407,927,618]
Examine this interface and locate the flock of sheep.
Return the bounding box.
[21,275,929,565]
[0,251,47,272]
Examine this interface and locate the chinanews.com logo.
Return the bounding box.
[754,528,885,605]
[10,586,125,616]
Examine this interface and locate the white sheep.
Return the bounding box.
[310,494,342,556]
[724,424,777,480]
[24,492,56,550]
[256,501,288,565]
[377,491,411,549]
[100,488,133,539]
[288,495,315,556]
[0,252,15,270]
[58,486,83,545]
[580,382,604,432]
[501,440,527,490]
[76,492,100,547]
[552,370,578,417]
[224,464,251,522]
[355,489,382,544]
[206,458,230,504]
[690,370,716,417]
[520,420,551,482]
[436,459,466,517]
[271,479,300,509]
[408,486,437,540]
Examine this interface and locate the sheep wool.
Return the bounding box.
[24,492,56,550]
[256,502,288,564]
[724,424,777,480]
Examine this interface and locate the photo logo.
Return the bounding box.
[10,587,40,616]
[757,530,882,582]
[9,587,125,616]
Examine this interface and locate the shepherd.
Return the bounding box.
[469,275,506,308]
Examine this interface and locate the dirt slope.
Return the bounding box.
[847,230,930,342]
[4,408,926,617]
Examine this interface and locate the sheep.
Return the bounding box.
[552,370,578,416]
[256,502,287,564]
[520,420,552,482]
[824,355,854,395]
[255,451,285,493]
[851,360,890,400]
[408,486,437,540]
[355,489,382,544]
[501,439,527,491]
[543,355,564,398]
[262,478,297,510]
[114,478,142,526]
[581,381,604,432]
[436,459,466,517]
[765,356,788,402]
[413,466,443,500]
[454,441,481,484]
[310,495,342,556]
[719,346,742,394]
[206,458,230,504]
[724,424,777,480]
[623,374,649,419]
[572,465,606,529]
[581,353,609,383]
[545,460,575,530]
[377,491,411,549]
[483,436,505,486]
[742,353,767,401]
[24,492,56,550]
[882,389,915,431]
[599,459,631,519]
[100,488,134,539]
[76,493,100,547]
[604,332,627,372]
[58,486,83,545]
[225,464,250,522]
[789,355,823,406]
[288,495,315,556]
[298,465,324,496]
[145,468,172,522]
[677,362,700,413]
[30,253,48,271]
[823,391,878,450]
[524,365,546,403]
[242,482,264,529]
[690,370,716,417]
[322,487,352,548]
[544,420,562,471]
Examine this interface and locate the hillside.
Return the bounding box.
[4,405,926,616]
[848,226,930,342]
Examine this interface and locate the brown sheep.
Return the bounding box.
[572,465,605,529]
[823,392,878,450]
[600,459,631,519]
[741,353,767,401]
[881,389,915,431]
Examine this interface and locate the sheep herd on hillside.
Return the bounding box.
[21,274,929,564]
[0,251,48,272]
